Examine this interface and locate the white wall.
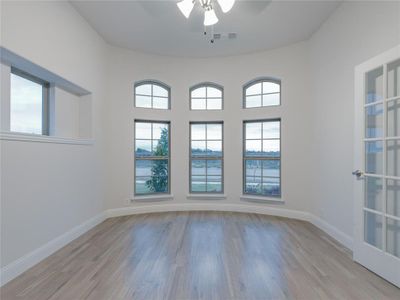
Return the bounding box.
[104,42,313,213]
[0,1,107,267]
[1,0,399,279]
[52,87,79,138]
[308,1,400,237]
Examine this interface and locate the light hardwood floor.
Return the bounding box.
[1,211,399,300]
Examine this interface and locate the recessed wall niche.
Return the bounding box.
[0,47,93,143]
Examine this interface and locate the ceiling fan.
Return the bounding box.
[177,0,235,26]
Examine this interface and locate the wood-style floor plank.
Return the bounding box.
[1,211,399,300]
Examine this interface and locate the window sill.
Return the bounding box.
[132,194,174,202]
[240,195,284,203]
[0,132,93,145]
[187,194,227,200]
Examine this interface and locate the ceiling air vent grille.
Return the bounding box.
[212,32,237,40]
[228,33,237,39]
[213,33,222,40]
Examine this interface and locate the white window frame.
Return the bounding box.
[134,120,171,196]
[10,67,50,135]
[134,80,171,110]
[190,82,224,110]
[189,121,224,194]
[243,77,281,109]
[243,118,281,198]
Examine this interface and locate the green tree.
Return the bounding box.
[146,128,168,192]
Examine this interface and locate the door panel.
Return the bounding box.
[354,45,400,287]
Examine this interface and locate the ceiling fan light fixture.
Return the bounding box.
[217,0,235,13]
[204,8,219,26]
[177,0,194,18]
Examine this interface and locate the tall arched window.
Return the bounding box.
[134,80,170,109]
[190,83,223,110]
[243,78,280,108]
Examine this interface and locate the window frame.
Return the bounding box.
[134,119,171,196]
[189,82,224,110]
[134,80,171,110]
[243,77,281,109]
[10,67,50,135]
[242,118,281,198]
[189,121,224,194]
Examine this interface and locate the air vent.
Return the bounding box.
[228,33,237,39]
[213,33,221,40]
[212,32,237,40]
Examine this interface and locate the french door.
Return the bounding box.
[354,45,400,287]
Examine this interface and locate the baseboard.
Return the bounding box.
[105,202,312,222]
[309,215,353,250]
[0,212,106,287]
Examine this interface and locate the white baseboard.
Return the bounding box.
[0,212,106,287]
[105,202,311,221]
[1,203,354,287]
[309,215,353,250]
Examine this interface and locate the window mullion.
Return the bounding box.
[261,122,264,188]
[42,84,49,135]
[151,84,154,108]
[205,159,208,192]
[205,124,208,190]
[205,86,208,110]
[261,81,264,106]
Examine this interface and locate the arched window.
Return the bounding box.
[190,83,223,110]
[243,78,280,108]
[134,80,170,109]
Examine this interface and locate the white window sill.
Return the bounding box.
[240,195,284,203]
[132,194,174,202]
[0,132,93,145]
[187,194,227,200]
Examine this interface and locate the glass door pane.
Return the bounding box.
[387,179,400,217]
[365,66,383,103]
[365,177,383,211]
[387,140,400,177]
[365,104,384,138]
[388,59,400,98]
[365,141,383,174]
[387,99,400,137]
[364,211,383,249]
[386,218,400,258]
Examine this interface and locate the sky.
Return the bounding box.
[10,73,43,135]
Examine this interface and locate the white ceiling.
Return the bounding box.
[71,0,341,58]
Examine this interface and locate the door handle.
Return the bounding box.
[352,170,363,178]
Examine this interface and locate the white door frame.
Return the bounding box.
[354,45,400,287]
